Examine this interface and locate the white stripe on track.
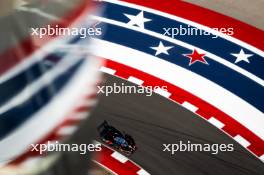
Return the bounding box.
[234,135,251,147]
[111,152,128,163]
[103,0,264,58]
[100,66,116,75]
[154,88,171,98]
[91,15,264,87]
[0,55,82,115]
[128,76,144,85]
[0,57,102,165]
[57,126,78,136]
[182,102,198,112]
[208,117,225,129]
[137,169,151,175]
[90,39,264,140]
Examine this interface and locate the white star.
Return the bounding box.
[231,49,253,64]
[150,41,174,56]
[124,11,152,29]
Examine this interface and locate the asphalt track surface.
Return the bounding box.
[88,74,264,175]
[184,0,264,30]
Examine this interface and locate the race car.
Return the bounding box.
[97,121,137,155]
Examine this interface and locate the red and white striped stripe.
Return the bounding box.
[99,59,264,162]
[93,142,150,175]
[6,82,99,166]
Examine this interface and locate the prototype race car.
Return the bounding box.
[98,121,137,155]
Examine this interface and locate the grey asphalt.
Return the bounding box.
[87,74,264,175]
[184,0,264,30]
